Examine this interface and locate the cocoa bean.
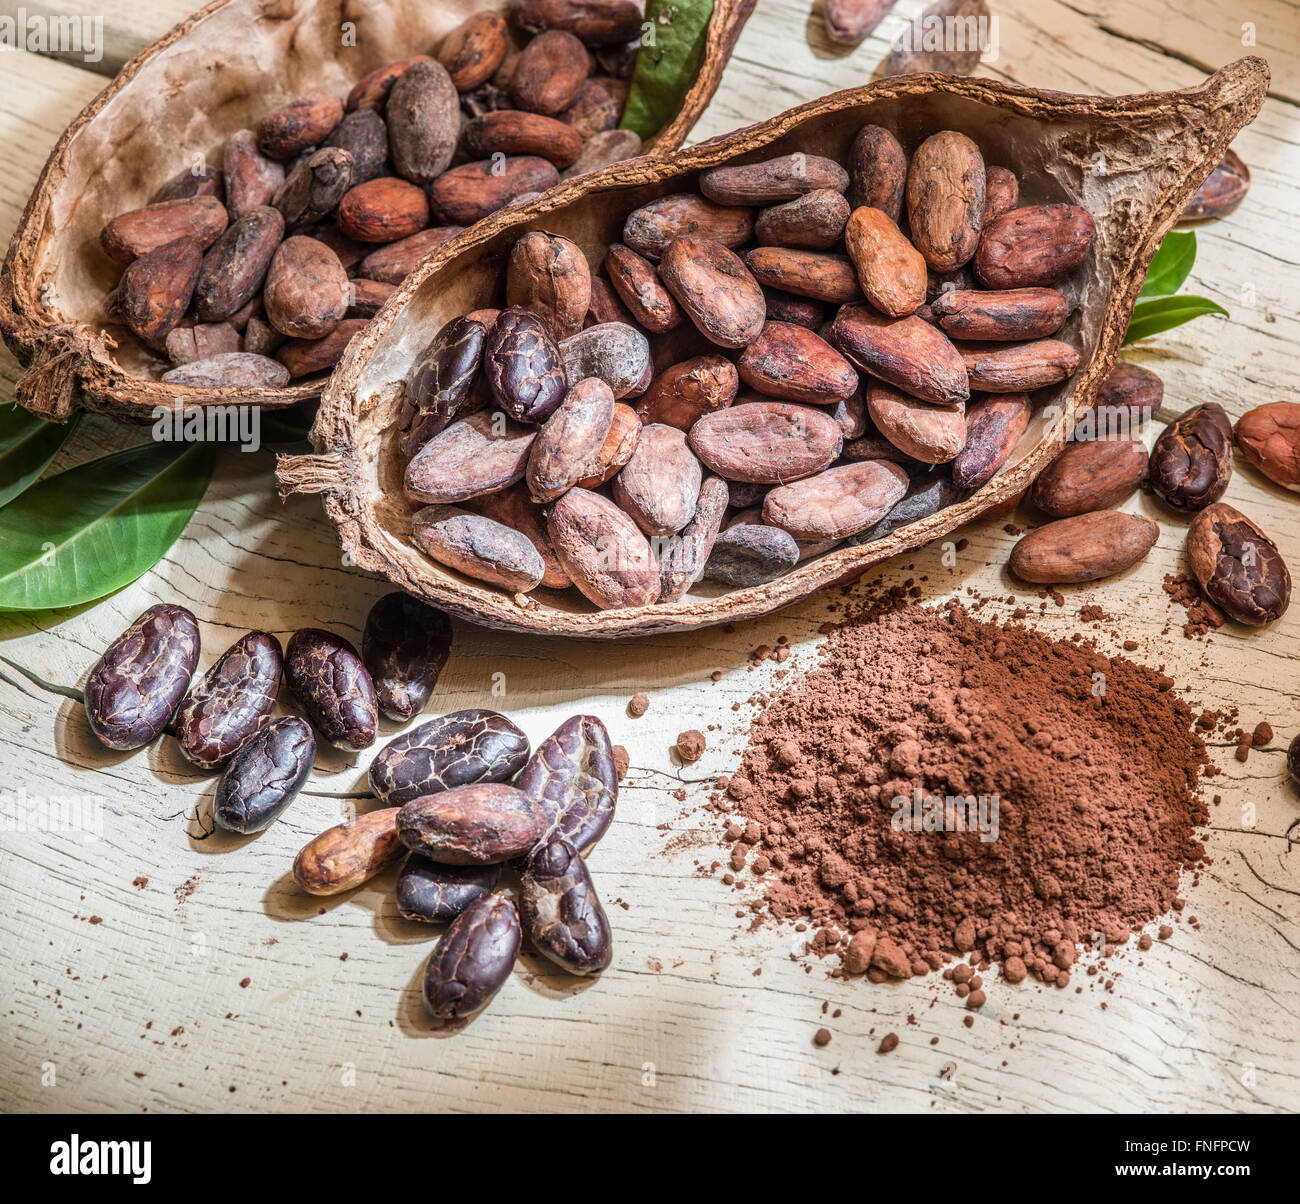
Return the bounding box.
[174,630,282,771]
[906,131,985,272]
[421,894,520,1019]
[165,321,241,364]
[859,470,967,542]
[959,339,1079,392]
[370,710,530,806]
[412,504,547,592]
[512,0,643,44]
[975,204,1096,289]
[761,288,826,330]
[1187,503,1290,626]
[926,265,974,304]
[463,110,584,167]
[429,156,561,224]
[263,235,348,338]
[744,248,862,303]
[257,92,343,161]
[322,109,389,184]
[847,124,906,221]
[659,237,765,349]
[527,377,616,502]
[931,287,1068,341]
[519,837,613,975]
[559,80,620,140]
[346,278,396,318]
[700,154,849,207]
[831,304,969,406]
[1009,512,1159,583]
[153,165,224,204]
[357,226,463,284]
[284,628,378,751]
[840,433,921,466]
[559,322,651,397]
[361,593,452,722]
[823,0,895,44]
[705,523,800,587]
[763,460,909,540]
[560,129,642,180]
[1183,148,1250,221]
[832,389,868,439]
[511,30,588,114]
[982,165,1019,226]
[1149,403,1233,510]
[587,275,635,326]
[223,129,286,221]
[195,206,284,323]
[1031,437,1148,517]
[100,196,228,266]
[408,315,487,420]
[1091,363,1163,430]
[547,488,662,608]
[622,193,754,259]
[1235,402,1300,491]
[507,232,592,341]
[336,176,429,243]
[514,712,618,857]
[347,56,432,113]
[480,307,565,422]
[161,351,290,388]
[472,483,572,588]
[605,243,682,333]
[214,716,315,835]
[398,783,548,864]
[272,147,354,228]
[844,205,927,317]
[607,425,700,537]
[951,393,1031,489]
[277,319,366,378]
[660,475,729,602]
[111,237,202,347]
[438,11,510,92]
[636,356,737,429]
[690,402,843,484]
[736,321,858,405]
[755,189,851,250]
[884,0,990,76]
[575,402,640,487]
[405,409,537,504]
[387,60,461,184]
[397,855,501,923]
[293,808,404,895]
[867,382,967,464]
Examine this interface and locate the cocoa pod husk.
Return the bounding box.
[831,303,969,407]
[411,504,546,592]
[1031,437,1148,517]
[690,402,843,484]
[736,321,857,405]
[1009,512,1159,584]
[763,460,909,540]
[548,487,662,609]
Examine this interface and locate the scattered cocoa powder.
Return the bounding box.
[1163,573,1225,638]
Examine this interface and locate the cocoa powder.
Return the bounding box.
[712,594,1211,986]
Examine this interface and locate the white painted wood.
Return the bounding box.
[1,2,1299,1113]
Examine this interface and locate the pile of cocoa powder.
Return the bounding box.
[711,590,1213,989]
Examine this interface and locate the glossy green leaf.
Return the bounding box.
[620,0,714,140]
[0,440,217,611]
[1139,230,1197,298]
[258,404,316,451]
[1122,295,1228,346]
[0,404,80,508]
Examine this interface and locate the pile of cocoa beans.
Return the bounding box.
[81,589,619,1023]
[97,2,646,387]
[396,125,1094,607]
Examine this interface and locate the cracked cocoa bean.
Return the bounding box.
[397,854,501,922]
[175,631,282,770]
[407,316,487,418]
[361,592,452,722]
[213,716,315,834]
[1149,403,1233,510]
[284,628,378,751]
[412,504,546,592]
[1187,503,1290,625]
[398,783,548,863]
[689,401,842,484]
[293,807,403,895]
[484,306,568,421]
[421,894,520,1019]
[520,838,613,974]
[516,714,618,853]
[659,237,765,349]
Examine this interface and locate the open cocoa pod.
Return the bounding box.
[278,60,1268,638]
[0,0,754,422]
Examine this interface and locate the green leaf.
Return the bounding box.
[620,0,714,140]
[0,440,216,611]
[1139,230,1197,298]
[258,404,315,450]
[0,404,80,508]
[1122,295,1228,346]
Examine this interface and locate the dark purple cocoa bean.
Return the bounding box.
[484,306,567,422]
[407,316,487,419]
[175,631,282,770]
[213,716,315,834]
[1187,503,1290,626]
[397,855,501,922]
[1149,403,1233,511]
[322,109,389,184]
[361,593,452,722]
[519,838,613,974]
[421,894,520,1019]
[283,628,378,751]
[516,714,618,854]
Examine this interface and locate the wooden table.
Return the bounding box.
[2,1,1298,1114]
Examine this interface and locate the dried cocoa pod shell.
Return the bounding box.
[337,177,429,243]
[512,0,643,44]
[1090,362,1163,429]
[398,783,548,864]
[548,487,662,608]
[611,422,703,536]
[463,110,584,168]
[358,227,464,284]
[111,237,203,348]
[162,351,290,388]
[507,233,592,341]
[1187,503,1290,626]
[867,382,967,464]
[705,523,800,586]
[421,894,520,1019]
[511,29,589,114]
[605,243,682,333]
[1235,402,1300,490]
[575,402,640,487]
[846,124,906,221]
[659,237,765,349]
[346,278,396,318]
[284,628,378,751]
[429,157,561,224]
[408,315,487,419]
[559,80,620,140]
[472,483,572,588]
[195,206,284,323]
[405,409,537,504]
[520,838,613,974]
[1149,402,1233,510]
[559,322,651,397]
[273,148,354,229]
[737,321,857,405]
[844,205,927,317]
[84,604,200,751]
[258,92,343,160]
[527,377,616,502]
[951,393,1031,490]
[166,321,241,364]
[975,204,1096,289]
[485,306,568,421]
[347,55,433,113]
[755,189,850,250]
[412,504,546,591]
[1183,148,1249,221]
[823,0,895,44]
[264,235,348,339]
[370,709,530,806]
[959,338,1080,392]
[439,11,511,92]
[292,808,403,895]
[690,401,843,484]
[762,288,826,330]
[906,130,986,272]
[213,715,315,835]
[1031,437,1148,517]
[224,129,286,220]
[388,60,461,184]
[700,154,849,207]
[322,110,389,185]
[175,631,283,770]
[397,855,502,923]
[153,165,224,204]
[515,713,618,855]
[831,304,968,406]
[636,356,737,429]
[983,165,1019,226]
[1009,511,1158,583]
[561,128,643,180]
[744,247,862,303]
[764,459,909,540]
[623,193,754,260]
[931,287,1068,341]
[361,592,452,722]
[277,319,367,378]
[100,196,228,266]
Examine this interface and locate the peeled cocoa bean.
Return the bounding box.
[823,0,895,44]
[361,593,452,723]
[507,233,592,341]
[959,339,1079,392]
[412,505,546,591]
[439,11,510,92]
[347,56,432,113]
[264,235,348,339]
[611,422,702,537]
[322,109,389,184]
[1149,403,1233,510]
[636,356,737,429]
[844,205,927,318]
[520,838,613,974]
[983,165,1019,226]
[975,204,1096,289]
[605,243,682,333]
[660,475,729,602]
[111,237,202,347]
[659,237,765,349]
[1183,148,1250,221]
[705,523,800,587]
[272,147,354,228]
[689,401,842,484]
[224,129,286,220]
[561,128,642,180]
[407,315,487,421]
[100,196,228,266]
[284,628,378,751]
[1031,437,1148,517]
[429,156,561,224]
[1009,512,1159,584]
[700,154,849,207]
[194,206,284,322]
[906,131,985,272]
[516,713,618,854]
[745,247,862,304]
[764,459,909,540]
[548,487,661,608]
[951,393,1031,489]
[398,855,502,923]
[358,226,464,284]
[575,402,640,487]
[370,709,530,806]
[736,322,857,405]
[463,110,583,167]
[405,409,536,504]
[387,60,461,184]
[559,322,651,398]
[755,189,851,250]
[1235,402,1300,491]
[623,193,754,260]
[847,124,906,221]
[527,377,616,501]
[510,29,588,114]
[832,304,969,406]
[257,92,343,161]
[867,383,966,464]
[162,351,290,388]
[421,894,520,1019]
[175,631,282,770]
[1187,503,1290,626]
[336,177,429,243]
[398,783,548,864]
[213,715,315,835]
[293,808,403,895]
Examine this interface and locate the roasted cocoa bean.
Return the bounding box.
[700,154,849,207]
[84,604,200,751]
[484,306,568,421]
[175,631,282,770]
[867,382,967,464]
[975,204,1096,289]
[408,316,488,419]
[284,628,378,751]
[515,713,618,854]
[846,124,906,221]
[223,129,286,220]
[1031,437,1148,517]
[745,247,862,303]
[257,92,343,161]
[336,176,429,243]
[272,147,354,229]
[429,156,561,224]
[213,715,315,834]
[959,339,1079,392]
[1183,148,1250,221]
[322,109,389,184]
[1187,503,1290,626]
[111,237,203,347]
[559,322,651,398]
[421,894,520,1019]
[931,287,1068,341]
[292,808,403,895]
[755,189,851,250]
[823,0,895,44]
[906,131,985,272]
[371,709,530,807]
[951,392,1031,489]
[347,56,432,113]
[1149,403,1233,510]
[412,504,547,591]
[1235,402,1300,491]
[463,110,583,167]
[831,304,968,406]
[561,128,642,180]
[527,377,616,502]
[1009,511,1159,583]
[406,409,536,503]
[398,783,548,863]
[507,232,592,341]
[162,351,290,388]
[636,356,737,429]
[387,60,461,183]
[439,11,510,92]
[471,483,572,588]
[844,205,927,318]
[520,838,613,974]
[575,401,640,486]
[397,855,502,922]
[605,243,682,333]
[611,423,702,536]
[982,165,1019,226]
[689,401,842,483]
[548,487,662,608]
[358,226,463,284]
[361,593,452,722]
[100,196,228,266]
[660,475,729,602]
[510,30,588,114]
[763,459,909,540]
[194,206,284,322]
[659,237,765,349]
[705,523,800,587]
[736,322,857,405]
[263,235,348,338]
[622,193,754,260]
